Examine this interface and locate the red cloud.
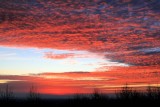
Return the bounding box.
[44,52,75,60]
[0,1,160,66]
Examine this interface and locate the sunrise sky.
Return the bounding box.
[0,0,160,95]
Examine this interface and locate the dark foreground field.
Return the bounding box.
[0,96,160,107]
[0,85,160,107]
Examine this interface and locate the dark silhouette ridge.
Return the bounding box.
[0,84,160,107]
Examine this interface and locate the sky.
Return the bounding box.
[0,0,160,95]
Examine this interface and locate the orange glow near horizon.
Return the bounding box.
[0,66,159,95]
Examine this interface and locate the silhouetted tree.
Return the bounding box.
[156,86,160,100]
[27,85,41,102]
[0,84,14,101]
[116,84,133,100]
[91,89,101,100]
[146,85,157,100]
[91,88,107,100]
[149,86,160,100]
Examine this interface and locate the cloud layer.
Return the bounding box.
[0,66,160,94]
[0,0,160,66]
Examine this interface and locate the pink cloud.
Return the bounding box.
[0,0,159,66]
[44,52,75,60]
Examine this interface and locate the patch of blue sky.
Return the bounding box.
[139,47,160,53]
[0,46,106,75]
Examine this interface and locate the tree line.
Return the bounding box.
[0,84,160,106]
